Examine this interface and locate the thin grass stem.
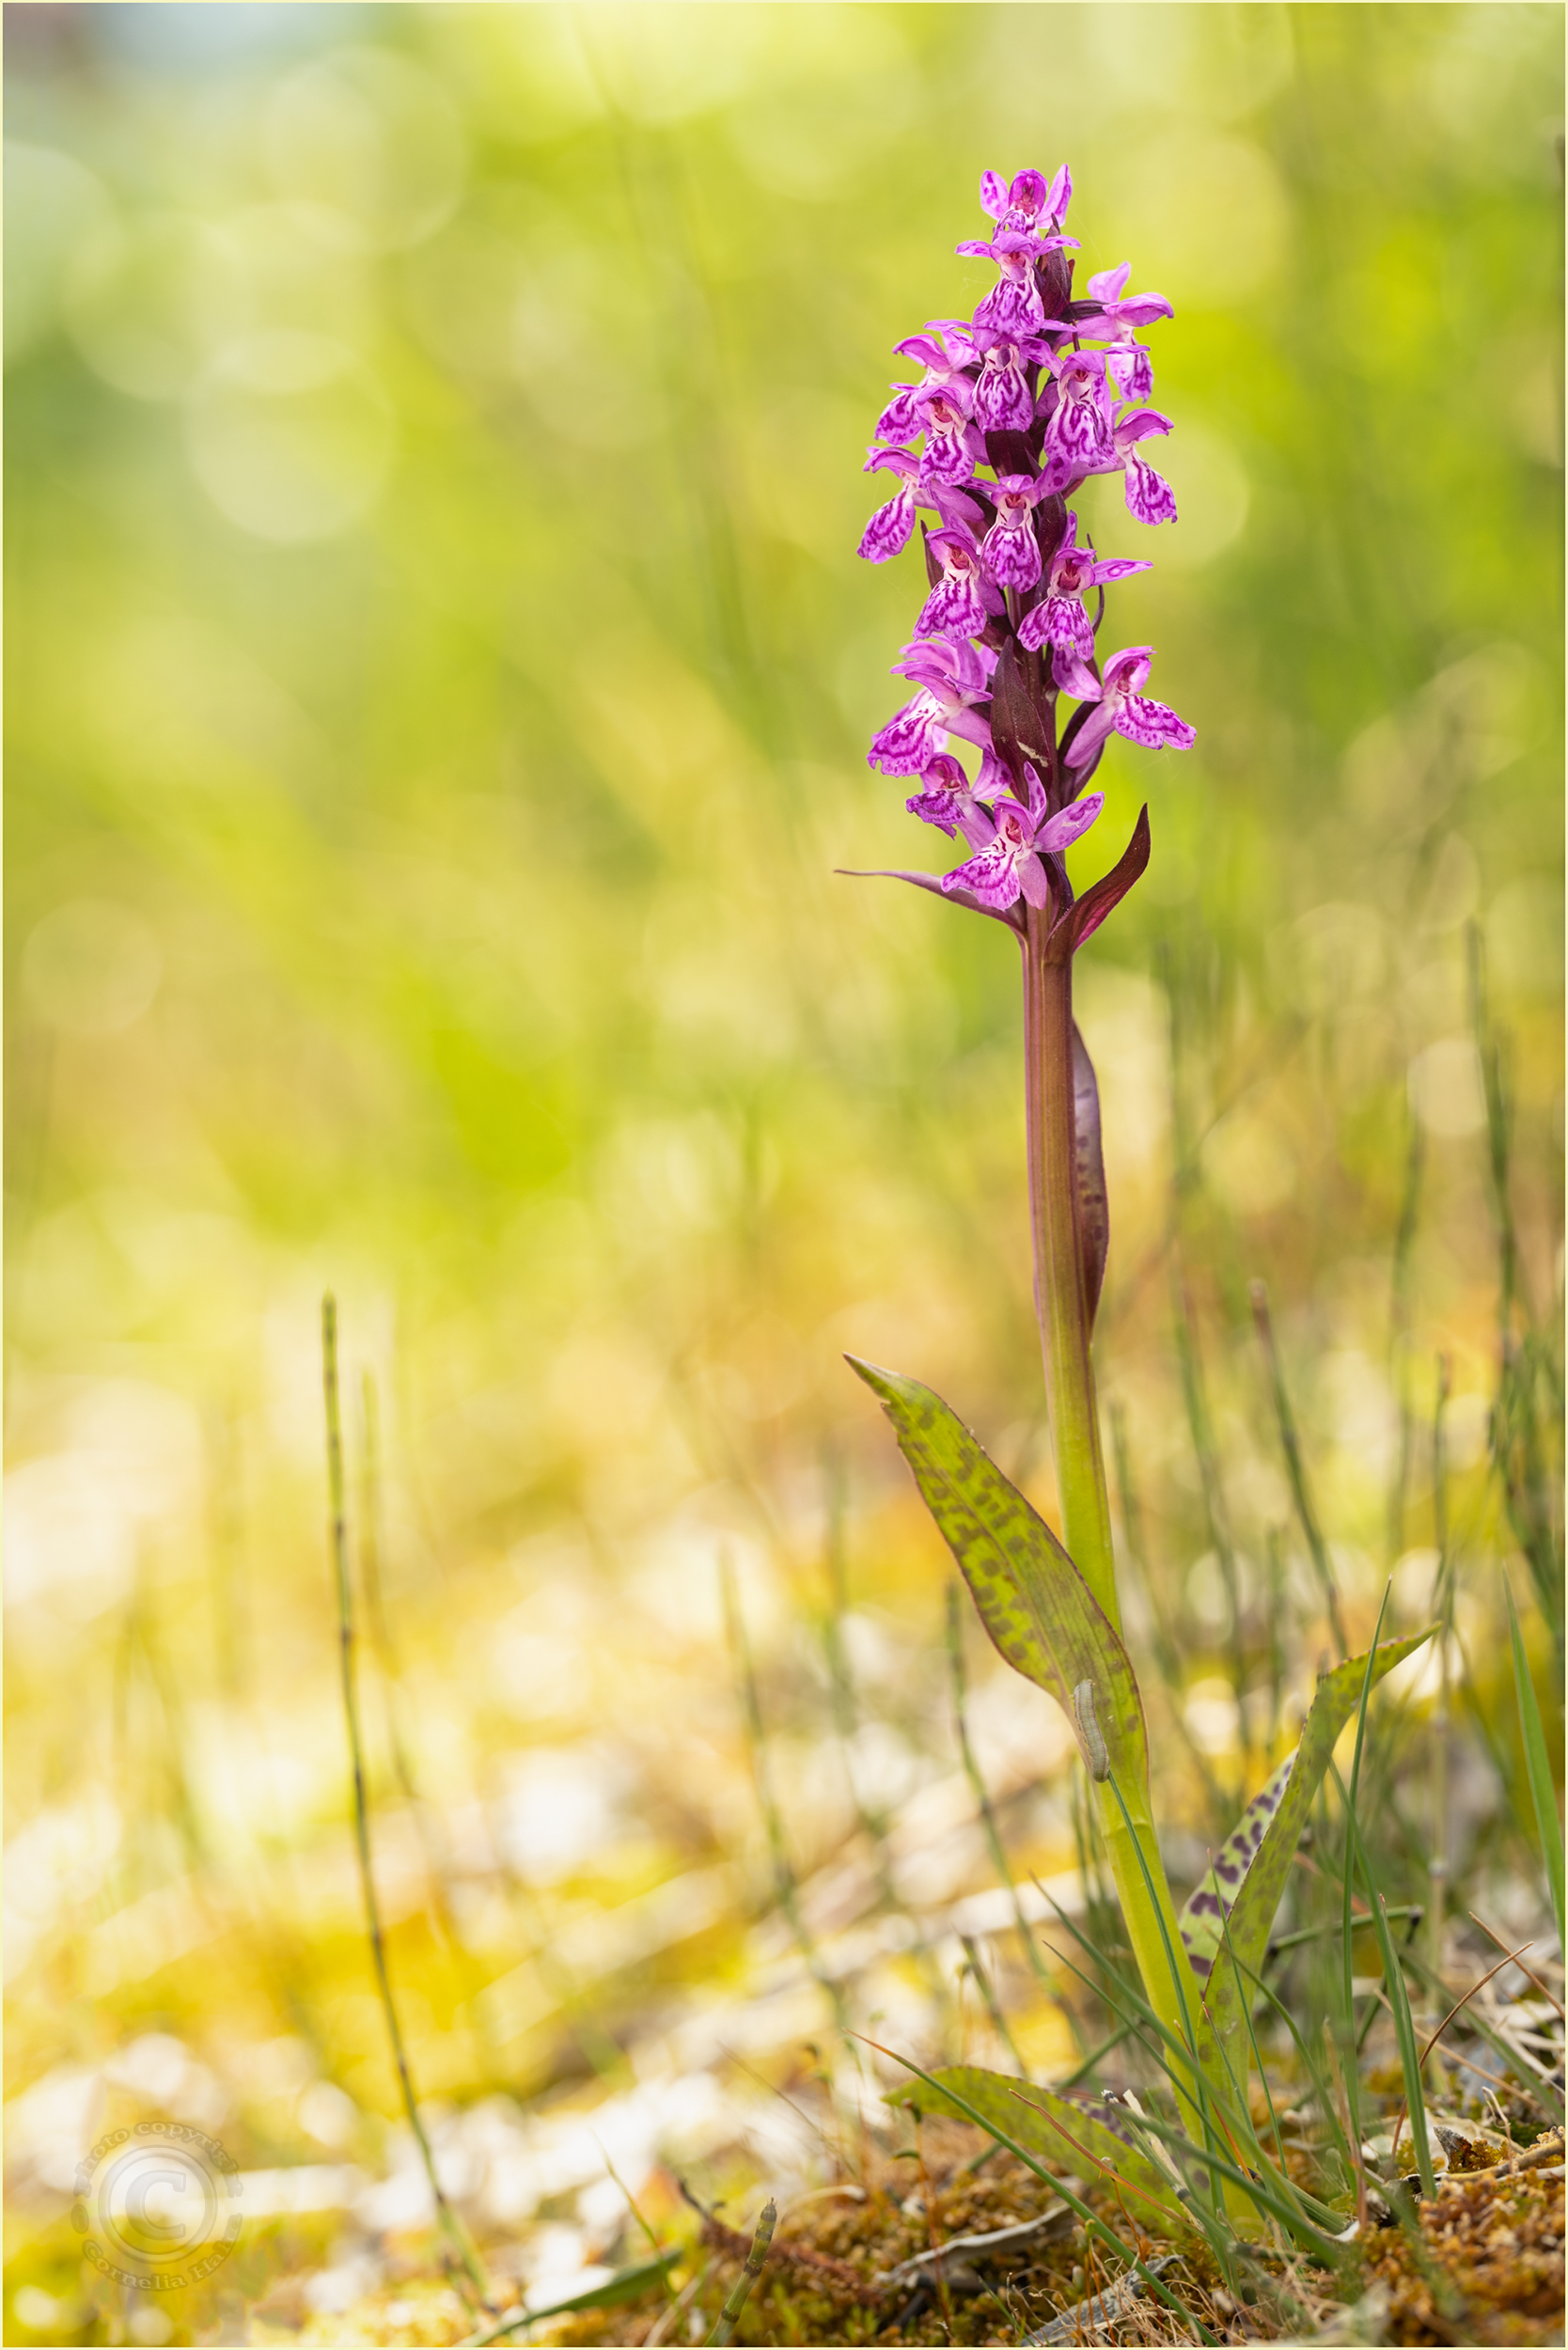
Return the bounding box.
[960,1933,1031,2081]
[1173,1278,1252,1778]
[720,1554,852,2042]
[1429,1356,1452,1995]
[1268,1906,1420,1957]
[1367,1888,1438,2195]
[1117,2102,1347,2263]
[1506,1579,1566,1952]
[945,1585,1058,2001]
[1108,1402,1230,1820]
[1249,1279,1348,1660]
[1053,2016,1137,2092]
[1221,1941,1353,2176]
[1467,1913,1564,2018]
[321,1295,492,2311]
[1386,1106,1425,1566]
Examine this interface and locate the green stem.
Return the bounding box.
[1020,914,1209,2132]
[705,2201,776,2347]
[1021,910,1117,1628]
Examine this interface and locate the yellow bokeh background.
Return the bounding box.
[4,6,1561,2341]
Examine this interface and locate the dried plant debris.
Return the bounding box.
[516,2123,1565,2350]
[1361,2143,1565,2347]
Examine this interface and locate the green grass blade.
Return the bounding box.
[1119,2103,1349,2265]
[1507,1580,1565,1951]
[1226,1940,1355,2175]
[1337,1590,1394,2161]
[886,2061,1175,2226]
[1367,1888,1437,2197]
[463,2253,682,2344]
[1028,1877,1251,2139]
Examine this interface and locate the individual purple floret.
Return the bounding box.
[958,229,1075,342]
[1069,264,1174,402]
[868,636,996,773]
[973,337,1037,433]
[981,474,1051,590]
[857,470,917,563]
[941,762,1105,911]
[876,324,980,443]
[1041,347,1117,483]
[916,525,1003,640]
[911,383,983,490]
[1017,511,1152,656]
[1097,409,1178,525]
[904,751,996,844]
[856,448,984,563]
[980,164,1072,236]
[1055,645,1196,768]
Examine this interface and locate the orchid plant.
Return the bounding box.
[845,166,1432,2236]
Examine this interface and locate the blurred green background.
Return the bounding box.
[4,4,1562,2341]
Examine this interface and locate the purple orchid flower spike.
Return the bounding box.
[1098,408,1178,525]
[869,635,996,774]
[942,761,1105,911]
[1017,510,1152,657]
[916,525,1004,641]
[1040,347,1117,484]
[904,751,996,845]
[855,163,1187,956]
[1055,644,1196,768]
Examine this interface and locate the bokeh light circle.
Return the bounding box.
[185,331,394,541]
[22,901,162,1037]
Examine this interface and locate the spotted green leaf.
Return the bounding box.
[1188,1627,1435,2075]
[846,1357,1150,1810]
